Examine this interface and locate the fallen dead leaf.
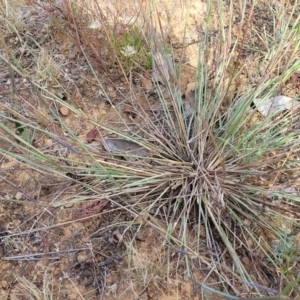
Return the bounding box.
[102,138,148,160]
[253,95,294,117]
[86,128,98,143]
[79,199,109,219]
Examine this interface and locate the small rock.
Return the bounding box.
[59,106,69,116]
[52,267,61,276]
[15,191,23,200]
[68,52,76,60]
[0,262,11,270]
[135,216,145,225]
[0,280,8,289]
[246,238,253,248]
[60,42,70,52]
[64,202,74,208]
[241,256,250,266]
[77,252,87,262]
[243,219,251,226]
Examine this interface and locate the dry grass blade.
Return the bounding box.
[1,0,300,299]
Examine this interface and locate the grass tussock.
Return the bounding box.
[1,0,300,299]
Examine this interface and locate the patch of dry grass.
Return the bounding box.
[1,0,300,299]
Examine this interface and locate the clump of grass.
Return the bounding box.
[1,0,300,299]
[115,26,152,70]
[11,272,63,300]
[0,0,25,33]
[40,0,151,73]
[34,49,61,84]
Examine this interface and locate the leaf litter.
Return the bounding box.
[79,198,109,219]
[253,95,295,117]
[102,137,149,160]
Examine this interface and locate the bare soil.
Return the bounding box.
[1,1,300,299]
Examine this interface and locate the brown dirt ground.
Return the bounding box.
[1,0,300,299]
